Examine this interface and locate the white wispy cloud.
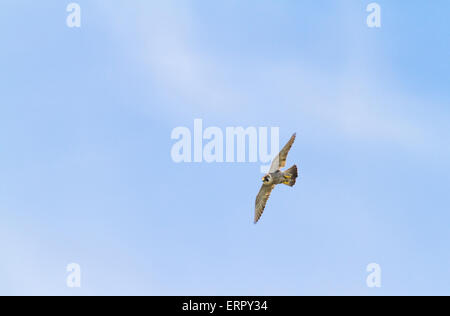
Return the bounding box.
[99,1,446,152]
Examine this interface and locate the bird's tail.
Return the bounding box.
[283,165,298,187]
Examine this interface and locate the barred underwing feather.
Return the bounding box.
[269,133,296,173]
[254,184,275,224]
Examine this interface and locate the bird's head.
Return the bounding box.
[262,174,273,185]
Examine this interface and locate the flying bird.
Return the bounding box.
[254,133,298,224]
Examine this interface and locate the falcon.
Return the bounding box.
[254,133,298,224]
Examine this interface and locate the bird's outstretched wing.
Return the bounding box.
[269,133,296,173]
[254,184,275,224]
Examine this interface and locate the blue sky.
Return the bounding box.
[0,1,449,295]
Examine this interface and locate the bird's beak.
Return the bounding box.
[261,177,265,181]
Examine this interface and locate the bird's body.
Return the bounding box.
[267,170,285,185]
[263,169,294,186]
[254,133,298,224]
